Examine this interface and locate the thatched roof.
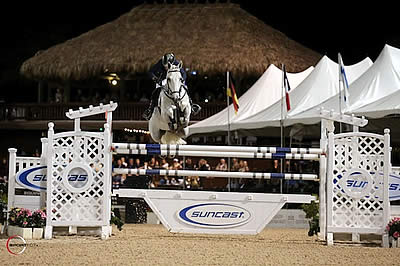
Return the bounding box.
[21,2,321,81]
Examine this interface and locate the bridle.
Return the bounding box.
[162,69,187,101]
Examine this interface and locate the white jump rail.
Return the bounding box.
[113,148,321,160]
[113,168,319,180]
[112,143,324,154]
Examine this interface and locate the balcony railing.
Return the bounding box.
[0,102,226,122]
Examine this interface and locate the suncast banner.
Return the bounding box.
[177,203,251,228]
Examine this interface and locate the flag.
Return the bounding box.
[227,75,239,114]
[283,65,291,111]
[338,53,350,107]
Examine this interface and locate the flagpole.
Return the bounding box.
[226,71,231,192]
[280,64,284,147]
[338,53,343,133]
[280,64,284,194]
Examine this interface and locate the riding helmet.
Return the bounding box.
[162,53,175,66]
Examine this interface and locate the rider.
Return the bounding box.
[142,53,201,120]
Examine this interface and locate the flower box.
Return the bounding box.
[33,227,44,239]
[7,225,44,240]
[389,237,400,248]
[8,225,33,239]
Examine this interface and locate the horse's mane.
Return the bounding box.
[168,64,181,72]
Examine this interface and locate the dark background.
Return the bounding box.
[1,0,399,102]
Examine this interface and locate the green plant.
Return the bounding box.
[386,217,400,239]
[0,182,7,224]
[301,195,319,237]
[8,207,46,228]
[110,210,124,231]
[31,209,47,228]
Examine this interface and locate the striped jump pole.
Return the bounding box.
[112,143,323,155]
[113,148,320,160]
[113,168,318,181]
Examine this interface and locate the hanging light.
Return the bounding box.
[111,79,118,86]
[104,72,120,86]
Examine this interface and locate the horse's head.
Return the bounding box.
[166,61,185,101]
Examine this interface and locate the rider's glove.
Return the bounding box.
[152,75,161,86]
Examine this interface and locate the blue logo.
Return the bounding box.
[339,171,400,200]
[346,179,369,189]
[16,166,90,192]
[67,174,88,182]
[16,165,47,192]
[178,203,251,228]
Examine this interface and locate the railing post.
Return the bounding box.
[40,137,48,209]
[7,148,17,224]
[45,122,55,240]
[383,129,391,227]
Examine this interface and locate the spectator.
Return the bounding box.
[112,159,123,188]
[127,158,135,169]
[170,158,184,185]
[238,160,249,172]
[134,158,142,168]
[141,161,151,170]
[170,158,182,170]
[215,158,227,171]
[120,157,128,168]
[270,159,281,192]
[170,177,178,186]
[186,176,200,189]
[159,177,166,186]
[149,157,159,169]
[184,158,195,170]
[161,158,169,169]
[140,161,152,188]
[115,159,123,168]
[120,174,127,184]
[198,159,210,171]
[272,159,280,173]
[231,158,240,171]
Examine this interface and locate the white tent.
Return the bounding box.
[353,90,400,118]
[188,64,314,135]
[231,55,373,130]
[351,45,400,117]
[288,44,399,124]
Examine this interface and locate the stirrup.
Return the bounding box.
[192,104,201,115]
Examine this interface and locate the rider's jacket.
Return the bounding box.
[148,59,187,84]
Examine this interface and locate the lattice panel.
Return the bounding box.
[48,133,106,226]
[331,133,385,230]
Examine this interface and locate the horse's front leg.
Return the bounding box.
[179,100,191,128]
[165,105,178,131]
[160,98,177,131]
